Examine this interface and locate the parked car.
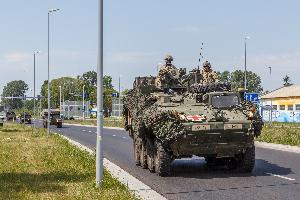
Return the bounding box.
[6,111,16,121]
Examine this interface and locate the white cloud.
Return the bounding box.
[3,52,31,63]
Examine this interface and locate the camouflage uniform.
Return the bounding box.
[155,55,180,88]
[200,61,219,84]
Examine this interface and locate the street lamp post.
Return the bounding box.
[47,8,60,135]
[244,36,250,90]
[82,85,85,120]
[96,0,104,187]
[118,76,121,119]
[33,50,40,127]
[59,85,62,112]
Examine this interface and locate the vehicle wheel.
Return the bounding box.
[140,142,148,169]
[146,140,155,173]
[154,140,171,176]
[237,146,255,172]
[205,157,217,167]
[133,137,141,166]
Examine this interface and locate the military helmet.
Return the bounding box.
[164,54,174,62]
[203,60,211,68]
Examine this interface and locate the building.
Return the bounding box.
[261,85,300,123]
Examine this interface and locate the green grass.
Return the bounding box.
[0,123,137,200]
[65,118,124,128]
[270,122,300,128]
[257,125,300,147]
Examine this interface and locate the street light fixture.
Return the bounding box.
[47,8,60,135]
[244,36,250,90]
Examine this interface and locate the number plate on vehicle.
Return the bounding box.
[224,124,242,130]
[192,124,210,131]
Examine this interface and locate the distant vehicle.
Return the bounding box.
[63,116,75,120]
[20,113,32,124]
[42,109,63,128]
[6,111,16,121]
[0,106,6,123]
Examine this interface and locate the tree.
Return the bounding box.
[283,75,292,86]
[1,80,28,109]
[40,77,81,109]
[78,71,117,113]
[217,70,263,93]
[217,71,231,82]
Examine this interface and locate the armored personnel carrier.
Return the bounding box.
[123,70,263,176]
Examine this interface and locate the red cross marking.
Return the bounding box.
[186,115,205,122]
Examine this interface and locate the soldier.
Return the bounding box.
[200,61,219,84]
[155,55,180,89]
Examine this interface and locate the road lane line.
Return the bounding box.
[82,130,86,132]
[112,134,116,137]
[88,130,92,133]
[122,136,127,139]
[266,173,296,181]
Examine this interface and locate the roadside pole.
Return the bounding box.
[33,52,36,128]
[96,0,104,187]
[82,85,85,120]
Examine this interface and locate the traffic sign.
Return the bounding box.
[244,93,259,102]
[111,92,119,98]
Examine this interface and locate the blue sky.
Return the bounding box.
[1,0,300,97]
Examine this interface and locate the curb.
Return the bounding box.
[255,141,300,154]
[58,134,166,200]
[64,123,124,130]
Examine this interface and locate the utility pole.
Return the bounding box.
[96,0,104,187]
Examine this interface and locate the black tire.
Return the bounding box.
[205,157,217,167]
[154,140,171,176]
[140,142,148,169]
[147,154,155,173]
[133,137,141,166]
[237,146,255,172]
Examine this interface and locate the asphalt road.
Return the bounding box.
[39,122,300,200]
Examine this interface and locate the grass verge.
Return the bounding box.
[65,118,124,128]
[257,125,300,147]
[0,123,137,200]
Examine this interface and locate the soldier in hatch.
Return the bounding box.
[200,61,219,84]
[155,55,180,89]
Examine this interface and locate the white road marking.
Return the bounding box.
[82,130,86,132]
[122,136,127,139]
[59,135,166,200]
[266,173,296,181]
[112,134,116,137]
[88,130,92,133]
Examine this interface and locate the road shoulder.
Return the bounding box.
[59,133,167,200]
